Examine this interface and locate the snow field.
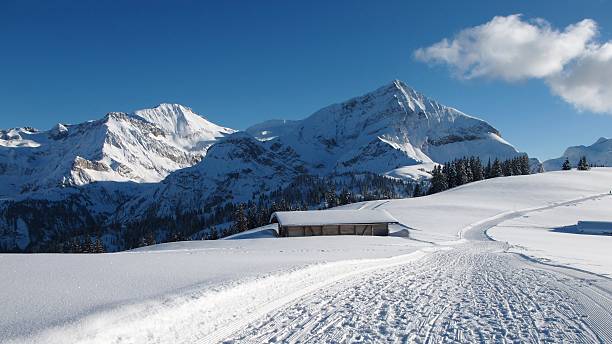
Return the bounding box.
[3,169,612,343]
[229,241,611,343]
[0,236,426,342]
[489,194,612,276]
[6,247,440,344]
[348,168,612,242]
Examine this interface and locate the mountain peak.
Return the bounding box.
[153,103,192,113]
[391,79,407,89]
[133,103,233,139]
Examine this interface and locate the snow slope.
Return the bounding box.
[384,162,436,182]
[489,195,612,276]
[3,169,612,343]
[0,236,427,342]
[543,137,612,170]
[344,168,612,242]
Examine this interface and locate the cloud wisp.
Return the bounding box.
[414,14,612,114]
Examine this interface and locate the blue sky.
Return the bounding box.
[1,0,611,160]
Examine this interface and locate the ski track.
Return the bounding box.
[13,194,611,343]
[224,194,612,344]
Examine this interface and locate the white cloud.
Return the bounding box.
[414,15,612,114]
[414,14,597,81]
[547,43,612,113]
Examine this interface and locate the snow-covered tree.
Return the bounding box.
[233,203,249,232]
[490,158,503,178]
[413,183,423,197]
[577,156,590,171]
[455,162,469,186]
[562,158,572,170]
[428,165,447,194]
[94,238,106,253]
[82,236,94,253]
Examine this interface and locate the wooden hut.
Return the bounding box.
[270,209,398,237]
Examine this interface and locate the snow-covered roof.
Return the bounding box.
[270,209,399,227]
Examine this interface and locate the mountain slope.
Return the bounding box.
[116,132,307,221]
[0,104,234,197]
[114,80,526,236]
[252,80,521,175]
[1,80,532,252]
[246,119,301,141]
[544,137,612,170]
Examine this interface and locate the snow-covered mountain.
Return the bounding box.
[115,132,307,221]
[543,137,612,171]
[0,104,234,196]
[1,80,531,252]
[115,80,526,229]
[250,80,521,175]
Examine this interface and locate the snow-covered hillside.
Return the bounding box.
[489,195,612,276]
[344,168,612,242]
[2,169,611,343]
[543,137,612,170]
[0,104,234,196]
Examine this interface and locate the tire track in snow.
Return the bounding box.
[228,242,607,343]
[225,193,612,343]
[10,248,440,344]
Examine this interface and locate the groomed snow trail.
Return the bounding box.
[226,196,612,343]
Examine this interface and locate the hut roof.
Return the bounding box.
[270,209,399,227]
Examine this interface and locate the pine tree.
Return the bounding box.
[324,184,338,208]
[210,227,219,240]
[446,163,457,188]
[562,157,572,170]
[491,158,503,178]
[455,161,469,186]
[484,159,492,179]
[144,231,156,246]
[464,158,473,182]
[520,155,531,175]
[234,203,249,232]
[70,238,82,253]
[428,165,447,194]
[511,157,522,175]
[94,238,106,253]
[83,236,93,253]
[501,160,512,176]
[413,183,422,197]
[577,156,590,171]
[471,157,484,181]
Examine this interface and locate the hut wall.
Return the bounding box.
[280,223,389,237]
[372,223,389,236]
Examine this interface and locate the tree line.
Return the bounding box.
[428,155,532,195]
